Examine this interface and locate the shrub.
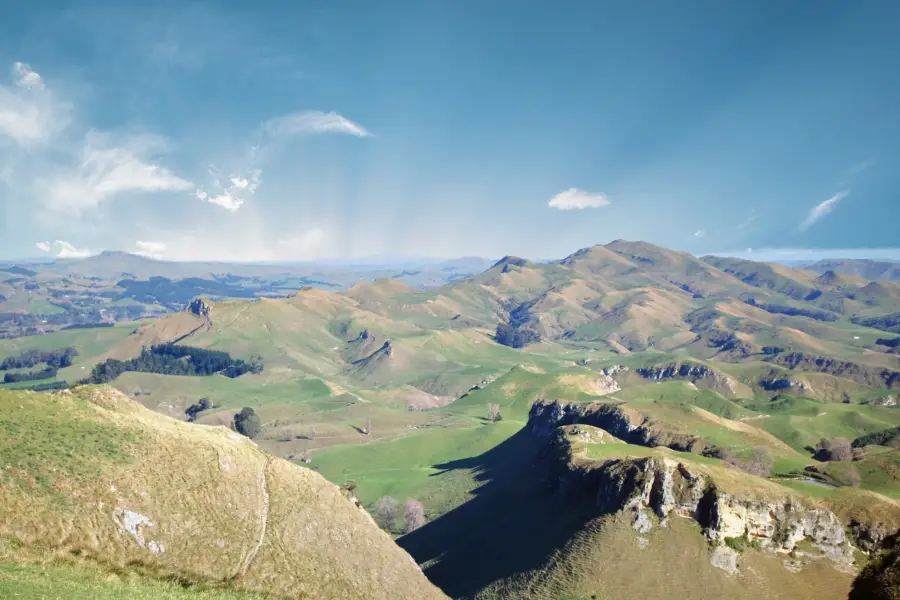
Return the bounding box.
[815,438,853,462]
[185,397,213,422]
[488,403,502,422]
[233,407,261,438]
[724,534,761,552]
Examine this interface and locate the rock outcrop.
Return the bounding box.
[528,399,705,453]
[186,297,212,318]
[635,361,741,395]
[544,426,855,572]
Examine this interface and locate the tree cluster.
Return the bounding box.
[185,397,214,422]
[495,323,540,349]
[4,367,57,383]
[814,438,854,462]
[0,347,77,370]
[81,344,261,384]
[233,407,262,438]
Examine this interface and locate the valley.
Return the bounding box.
[3,240,900,599]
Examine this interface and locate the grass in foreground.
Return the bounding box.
[0,562,271,600]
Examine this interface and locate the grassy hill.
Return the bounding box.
[4,240,900,598]
[0,386,447,600]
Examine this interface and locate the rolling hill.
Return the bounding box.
[4,239,900,599]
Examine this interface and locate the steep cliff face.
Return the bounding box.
[543,425,856,573]
[529,399,704,452]
[635,361,744,396]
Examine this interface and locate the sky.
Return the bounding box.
[1,1,899,263]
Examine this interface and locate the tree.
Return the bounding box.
[403,499,426,533]
[488,403,502,422]
[373,496,399,530]
[815,438,853,462]
[185,397,213,422]
[364,417,372,435]
[310,424,317,441]
[233,407,261,438]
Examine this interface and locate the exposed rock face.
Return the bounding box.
[546,437,855,572]
[636,361,740,395]
[766,352,900,389]
[528,399,704,453]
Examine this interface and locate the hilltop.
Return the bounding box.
[0,386,447,600]
[3,239,900,598]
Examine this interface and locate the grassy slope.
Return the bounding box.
[0,387,446,600]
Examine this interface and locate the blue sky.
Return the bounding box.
[0,1,898,262]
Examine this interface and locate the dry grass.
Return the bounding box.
[0,387,446,600]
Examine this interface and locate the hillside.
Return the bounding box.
[4,240,900,598]
[0,386,447,600]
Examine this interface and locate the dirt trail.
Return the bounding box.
[236,457,271,578]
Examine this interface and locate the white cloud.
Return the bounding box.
[737,215,756,229]
[693,229,705,237]
[134,240,167,259]
[548,188,610,211]
[264,110,371,137]
[35,240,92,258]
[0,61,70,145]
[42,132,192,213]
[13,62,44,90]
[799,191,848,231]
[195,166,260,212]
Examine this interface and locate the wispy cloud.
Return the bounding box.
[35,240,92,258]
[548,188,610,211]
[41,132,192,213]
[12,62,44,90]
[134,240,167,259]
[195,166,260,212]
[263,110,371,138]
[737,215,756,230]
[847,160,873,177]
[799,191,848,232]
[0,61,70,145]
[693,229,705,237]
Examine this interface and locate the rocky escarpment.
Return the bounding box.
[765,351,900,389]
[544,425,855,573]
[529,399,707,453]
[635,361,742,396]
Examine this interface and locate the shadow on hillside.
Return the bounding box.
[398,427,597,599]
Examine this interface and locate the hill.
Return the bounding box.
[0,386,447,600]
[804,259,900,283]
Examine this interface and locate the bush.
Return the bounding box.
[488,403,502,422]
[815,438,853,462]
[724,534,761,552]
[185,397,213,422]
[233,407,261,438]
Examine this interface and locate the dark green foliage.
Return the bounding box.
[853,426,900,448]
[17,381,69,391]
[876,337,900,349]
[724,534,761,552]
[0,347,77,370]
[853,313,900,334]
[62,322,114,330]
[81,344,261,384]
[233,407,261,438]
[185,397,213,422]
[761,345,784,355]
[4,367,56,383]
[744,298,839,322]
[850,539,900,600]
[495,324,540,348]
